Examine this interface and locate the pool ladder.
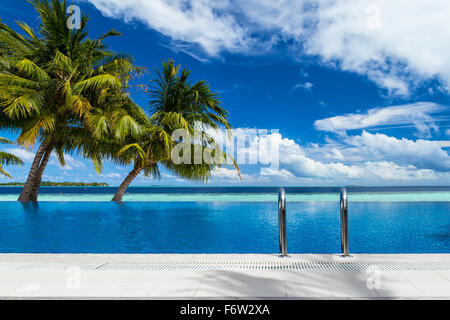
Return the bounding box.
[340,188,350,257]
[278,188,287,257]
[277,187,350,257]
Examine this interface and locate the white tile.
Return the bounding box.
[401,270,448,283]
[0,254,449,299]
[281,271,333,298]
[322,271,379,298]
[194,271,286,298]
[194,282,285,298]
[373,270,449,298]
[368,271,423,297]
[375,282,425,298]
[436,270,450,282]
[327,282,379,298]
[408,283,450,297]
[286,283,332,298]
[147,281,201,297]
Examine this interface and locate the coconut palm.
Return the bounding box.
[0,0,142,201]
[77,92,149,175]
[0,137,23,178]
[110,60,241,202]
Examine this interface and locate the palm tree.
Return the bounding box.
[0,137,23,178]
[77,92,149,176]
[0,0,142,201]
[110,60,241,202]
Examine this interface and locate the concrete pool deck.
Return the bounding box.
[0,254,449,299]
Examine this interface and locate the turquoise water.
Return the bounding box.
[1,186,449,202]
[0,201,448,253]
[0,187,448,253]
[0,191,449,202]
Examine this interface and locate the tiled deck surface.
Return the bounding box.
[0,254,449,299]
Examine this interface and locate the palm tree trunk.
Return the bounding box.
[18,141,49,202]
[112,165,143,202]
[28,145,53,201]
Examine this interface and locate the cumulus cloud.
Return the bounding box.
[102,173,121,178]
[8,132,449,185]
[86,0,450,95]
[4,148,35,162]
[211,167,247,181]
[354,162,438,182]
[344,131,450,171]
[290,82,313,94]
[260,135,449,183]
[314,102,447,137]
[204,127,450,184]
[49,153,86,171]
[304,0,450,96]
[86,0,250,56]
[272,140,449,183]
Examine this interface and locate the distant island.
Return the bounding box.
[0,181,109,187]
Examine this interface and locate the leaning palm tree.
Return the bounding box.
[0,0,142,201]
[110,60,241,202]
[0,137,23,178]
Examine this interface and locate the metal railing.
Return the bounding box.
[340,188,350,257]
[278,188,287,257]
[277,187,349,257]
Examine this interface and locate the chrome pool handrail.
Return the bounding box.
[278,188,287,257]
[340,188,350,257]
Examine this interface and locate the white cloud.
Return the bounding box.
[102,173,121,178]
[275,141,449,183]
[316,0,450,95]
[314,102,447,137]
[86,0,450,95]
[354,161,438,182]
[260,168,296,180]
[86,0,249,56]
[290,82,313,93]
[227,130,450,184]
[4,148,35,162]
[8,131,449,185]
[203,123,450,184]
[211,167,247,181]
[240,0,450,96]
[160,172,186,183]
[261,144,448,184]
[344,131,450,171]
[50,153,86,171]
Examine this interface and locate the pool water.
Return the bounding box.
[0,201,448,254]
[0,186,449,202]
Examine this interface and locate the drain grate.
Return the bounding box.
[1,255,449,272]
[97,261,450,272]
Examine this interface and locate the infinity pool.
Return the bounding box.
[0,201,448,254]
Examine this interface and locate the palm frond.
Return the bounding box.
[114,115,142,140]
[0,166,13,178]
[118,143,147,165]
[16,58,49,81]
[74,74,121,93]
[0,151,24,165]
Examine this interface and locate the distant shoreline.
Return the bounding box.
[0,182,109,187]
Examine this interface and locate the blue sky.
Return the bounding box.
[1,0,450,186]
